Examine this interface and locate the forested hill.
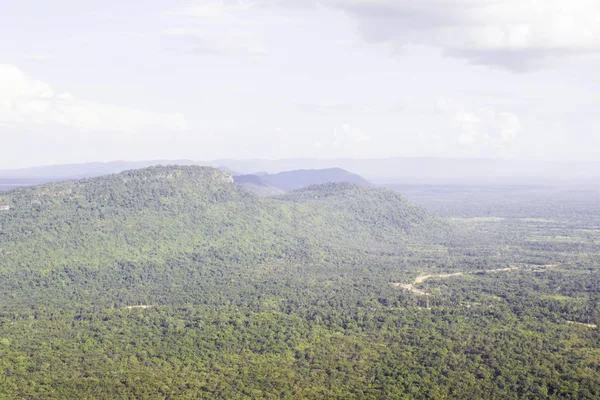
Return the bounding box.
[0,165,448,310]
[232,174,285,196]
[279,182,448,241]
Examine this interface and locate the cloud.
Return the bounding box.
[271,126,291,150]
[162,28,266,55]
[332,123,370,147]
[344,0,600,70]
[301,98,414,114]
[24,55,58,63]
[0,64,187,136]
[301,99,366,114]
[166,1,267,56]
[435,97,522,146]
[175,2,252,24]
[257,0,600,71]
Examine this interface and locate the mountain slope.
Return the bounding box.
[233,167,372,195]
[0,166,447,310]
[279,182,449,244]
[0,167,296,288]
[260,168,372,191]
[233,174,285,196]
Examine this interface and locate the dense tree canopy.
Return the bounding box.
[1,166,599,398]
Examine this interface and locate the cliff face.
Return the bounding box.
[214,171,235,184]
[117,166,234,185]
[0,166,241,223]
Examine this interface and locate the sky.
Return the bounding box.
[1,0,600,169]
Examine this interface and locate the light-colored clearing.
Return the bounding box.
[541,294,572,301]
[414,273,464,284]
[394,272,464,296]
[392,265,536,296]
[391,283,430,296]
[125,305,153,310]
[486,267,520,273]
[567,321,597,329]
[520,218,556,223]
[530,264,561,272]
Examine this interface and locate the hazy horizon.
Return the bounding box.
[5,157,600,186]
[7,155,600,172]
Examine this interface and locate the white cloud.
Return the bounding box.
[175,2,253,24]
[436,97,522,146]
[166,1,267,56]
[271,126,290,150]
[332,123,370,147]
[24,55,58,63]
[0,64,187,136]
[162,28,266,55]
[304,99,368,114]
[262,0,600,70]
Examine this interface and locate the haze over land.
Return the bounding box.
[3,157,600,184]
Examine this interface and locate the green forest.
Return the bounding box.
[1,166,600,399]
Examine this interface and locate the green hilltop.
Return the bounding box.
[0,165,448,311]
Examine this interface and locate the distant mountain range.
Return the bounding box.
[209,158,600,184]
[232,174,285,196]
[3,157,600,186]
[0,161,373,194]
[261,168,371,191]
[234,168,372,195]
